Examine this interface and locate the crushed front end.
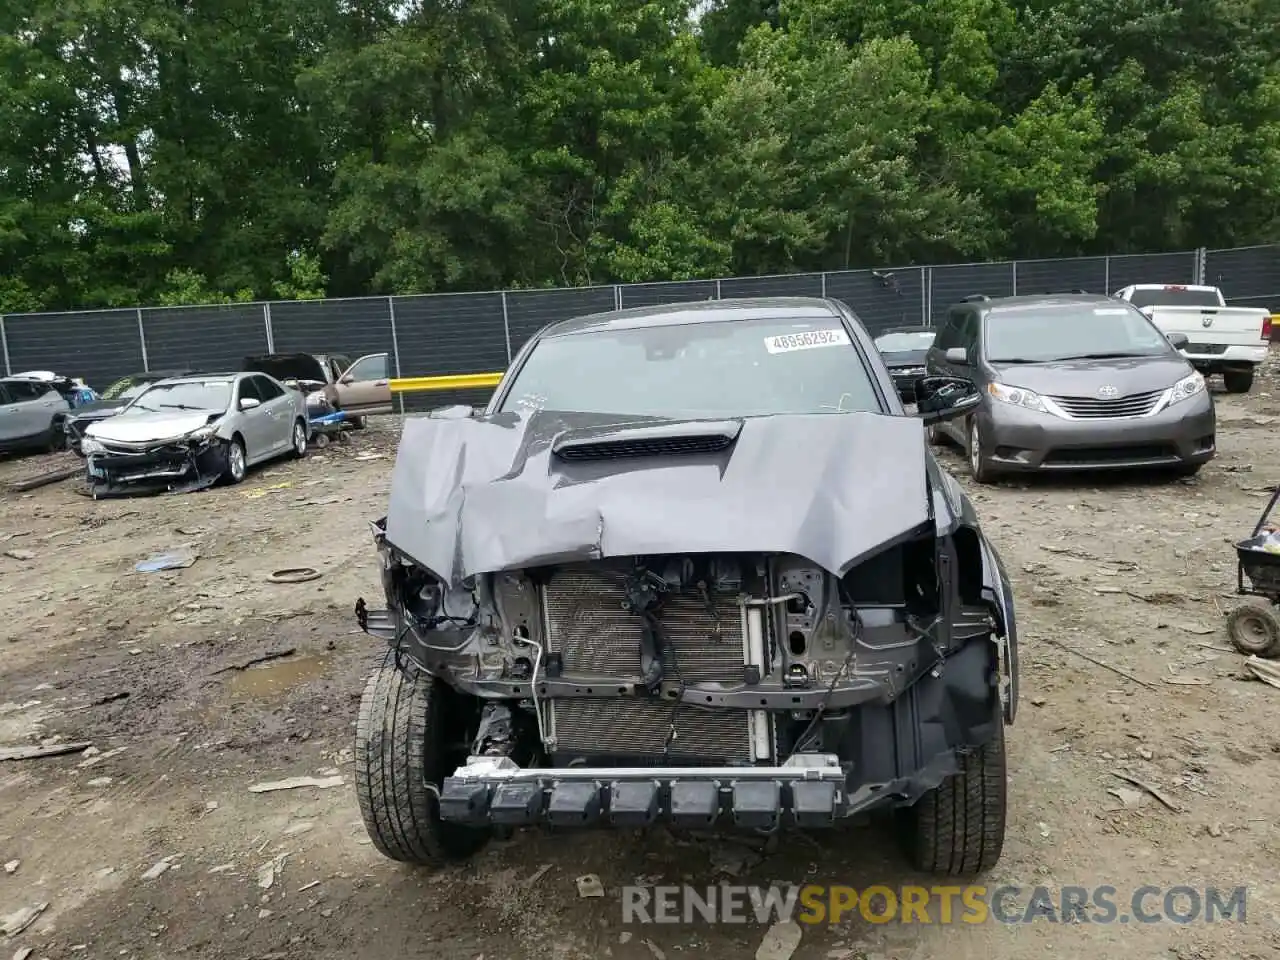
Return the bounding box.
[358,519,1009,831]
[83,435,227,497]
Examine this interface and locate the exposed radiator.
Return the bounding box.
[541,563,754,764]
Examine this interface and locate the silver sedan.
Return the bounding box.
[81,371,309,495]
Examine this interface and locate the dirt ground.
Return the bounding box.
[4,368,1280,960]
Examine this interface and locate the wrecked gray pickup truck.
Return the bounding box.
[352,297,1019,877]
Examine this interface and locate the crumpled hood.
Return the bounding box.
[86,410,218,444]
[385,409,933,584]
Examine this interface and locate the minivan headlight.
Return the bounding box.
[1169,371,1206,405]
[987,381,1047,413]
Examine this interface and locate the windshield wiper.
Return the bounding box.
[1048,352,1147,361]
[156,403,207,410]
[989,357,1044,364]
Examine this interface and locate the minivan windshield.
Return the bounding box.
[874,330,936,352]
[127,380,233,413]
[984,304,1174,364]
[498,317,882,418]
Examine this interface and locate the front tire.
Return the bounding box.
[967,417,997,484]
[354,650,490,866]
[1223,368,1255,393]
[290,418,308,459]
[221,436,247,484]
[901,719,1008,877]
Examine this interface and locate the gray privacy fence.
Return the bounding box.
[2,244,1277,411]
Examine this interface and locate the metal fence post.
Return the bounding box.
[820,273,828,298]
[387,297,404,378]
[715,279,722,300]
[1103,256,1111,295]
[500,291,512,363]
[925,268,934,324]
[1195,247,1207,285]
[614,285,622,311]
[263,302,275,353]
[136,308,150,371]
[1011,261,1018,297]
[0,316,9,375]
[387,296,405,417]
[919,268,927,324]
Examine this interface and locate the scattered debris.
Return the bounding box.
[6,464,80,492]
[1207,823,1224,838]
[297,880,322,893]
[1108,786,1148,809]
[257,854,287,889]
[1110,771,1182,812]
[266,567,322,584]
[1030,696,1047,707]
[1164,675,1212,686]
[283,821,314,836]
[709,843,762,877]
[643,941,666,960]
[0,902,47,937]
[1245,655,1280,689]
[13,947,33,960]
[527,864,552,884]
[0,741,92,763]
[208,863,235,875]
[89,692,129,707]
[2,550,35,562]
[755,919,802,960]
[142,855,179,880]
[211,648,297,675]
[134,549,199,572]
[1038,636,1155,688]
[576,874,604,898]
[86,777,112,787]
[248,775,344,794]
[3,861,18,875]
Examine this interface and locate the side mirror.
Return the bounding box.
[239,396,261,410]
[944,347,970,365]
[339,374,355,384]
[915,376,982,426]
[1166,332,1190,350]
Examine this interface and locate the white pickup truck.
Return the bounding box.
[1113,284,1271,393]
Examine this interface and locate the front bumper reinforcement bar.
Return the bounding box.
[439,754,854,830]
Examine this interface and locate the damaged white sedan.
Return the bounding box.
[81,372,309,497]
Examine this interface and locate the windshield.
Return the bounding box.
[127,380,233,413]
[1126,288,1222,309]
[498,317,882,418]
[984,304,1174,363]
[875,331,936,352]
[101,377,154,401]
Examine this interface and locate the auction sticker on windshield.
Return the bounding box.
[764,328,852,354]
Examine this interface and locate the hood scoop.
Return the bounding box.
[551,419,743,462]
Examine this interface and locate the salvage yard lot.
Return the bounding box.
[3,372,1280,960]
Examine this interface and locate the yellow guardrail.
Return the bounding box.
[390,372,504,393]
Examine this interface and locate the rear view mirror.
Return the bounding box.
[915,376,981,426]
[944,347,970,365]
[1166,332,1190,350]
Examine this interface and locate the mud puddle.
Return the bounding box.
[226,653,332,698]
